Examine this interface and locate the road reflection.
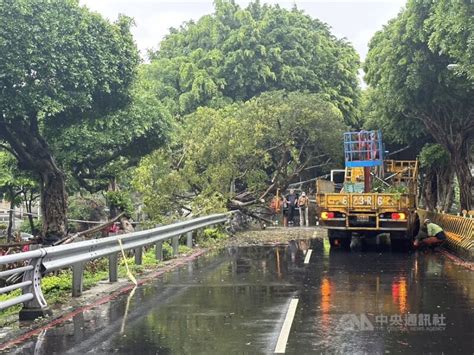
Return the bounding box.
[4,237,473,354]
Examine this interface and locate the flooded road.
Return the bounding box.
[4,237,474,354]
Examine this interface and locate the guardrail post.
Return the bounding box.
[172,236,179,256]
[155,242,163,261]
[186,231,193,248]
[109,253,118,282]
[19,255,52,321]
[135,247,142,265]
[72,262,84,297]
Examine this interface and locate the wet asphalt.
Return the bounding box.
[4,236,474,354]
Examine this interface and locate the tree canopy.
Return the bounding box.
[0,0,140,239]
[147,0,361,125]
[47,66,172,194]
[364,0,473,210]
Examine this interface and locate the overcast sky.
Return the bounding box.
[80,0,406,62]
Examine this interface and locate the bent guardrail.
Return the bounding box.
[0,213,232,320]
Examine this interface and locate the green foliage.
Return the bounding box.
[67,194,107,229]
[364,0,473,209]
[48,66,173,193]
[0,289,22,318]
[0,152,38,205]
[202,227,227,241]
[147,0,360,125]
[372,183,408,196]
[0,0,142,236]
[364,0,472,136]
[134,91,346,221]
[162,242,174,260]
[19,218,42,234]
[419,144,450,170]
[105,191,133,216]
[40,268,108,304]
[178,245,192,254]
[41,272,73,294]
[0,0,139,126]
[426,0,473,81]
[196,227,228,247]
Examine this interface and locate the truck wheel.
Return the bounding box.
[390,232,412,251]
[408,214,420,239]
[328,230,351,249]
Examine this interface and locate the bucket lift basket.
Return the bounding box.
[343,130,384,168]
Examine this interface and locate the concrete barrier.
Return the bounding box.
[417,209,473,261]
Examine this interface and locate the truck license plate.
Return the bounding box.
[357,215,369,222]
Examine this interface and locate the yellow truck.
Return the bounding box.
[316,160,420,249]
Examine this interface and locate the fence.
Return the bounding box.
[417,209,473,260]
[0,213,232,320]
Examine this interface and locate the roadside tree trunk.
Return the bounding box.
[0,120,69,242]
[437,168,454,212]
[22,190,39,235]
[40,167,68,240]
[451,146,472,212]
[418,107,473,211]
[7,195,14,242]
[422,170,437,211]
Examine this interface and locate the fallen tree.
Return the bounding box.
[133,91,346,222]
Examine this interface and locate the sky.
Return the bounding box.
[80,0,406,61]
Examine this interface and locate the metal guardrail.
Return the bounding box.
[0,213,231,320]
[417,209,473,260]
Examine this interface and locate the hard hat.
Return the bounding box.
[302,192,306,196]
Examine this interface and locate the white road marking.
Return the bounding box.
[304,249,312,264]
[274,298,299,353]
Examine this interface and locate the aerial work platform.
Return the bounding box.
[343,130,384,168]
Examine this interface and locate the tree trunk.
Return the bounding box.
[451,144,472,211]
[0,119,69,242]
[437,168,454,212]
[27,206,35,234]
[23,192,36,234]
[422,170,437,211]
[7,196,14,242]
[40,168,68,242]
[417,109,472,212]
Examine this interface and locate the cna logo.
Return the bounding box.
[336,314,375,331]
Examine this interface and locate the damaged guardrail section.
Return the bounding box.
[417,209,474,261]
[0,213,232,320]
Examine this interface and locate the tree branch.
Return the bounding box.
[0,143,19,160]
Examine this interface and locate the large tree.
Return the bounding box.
[0,0,140,240]
[364,0,473,210]
[147,0,361,125]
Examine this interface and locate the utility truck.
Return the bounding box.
[316,130,420,249]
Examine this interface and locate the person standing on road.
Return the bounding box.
[270,193,282,225]
[282,195,289,227]
[286,189,298,226]
[414,219,447,248]
[298,192,309,227]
